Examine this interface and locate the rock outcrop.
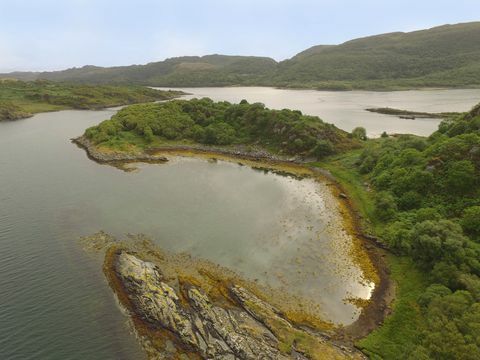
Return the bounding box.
[110,251,363,360]
[72,136,168,164]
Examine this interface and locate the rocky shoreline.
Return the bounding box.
[72,136,170,164]
[72,135,307,168]
[75,139,395,358]
[100,243,364,360]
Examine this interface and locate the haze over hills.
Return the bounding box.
[3,22,480,90]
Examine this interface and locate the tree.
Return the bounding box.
[204,122,236,145]
[351,126,367,140]
[461,206,480,240]
[311,140,334,158]
[445,160,476,193]
[410,220,468,269]
[418,284,452,308]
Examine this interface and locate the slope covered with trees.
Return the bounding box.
[3,22,480,90]
[343,104,480,358]
[83,98,358,157]
[276,22,480,90]
[0,79,182,121]
[3,55,277,87]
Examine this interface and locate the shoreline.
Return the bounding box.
[75,137,394,354]
[156,84,480,93]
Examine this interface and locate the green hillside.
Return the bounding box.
[3,22,480,90]
[4,55,277,87]
[0,79,182,121]
[317,103,480,358]
[276,22,480,90]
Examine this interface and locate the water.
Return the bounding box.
[159,87,480,136]
[2,87,479,359]
[0,108,369,359]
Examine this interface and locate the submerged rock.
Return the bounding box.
[109,251,363,359]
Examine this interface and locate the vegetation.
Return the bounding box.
[1,55,278,87]
[275,22,480,90]
[3,22,480,90]
[0,101,32,121]
[366,107,459,119]
[0,79,182,121]
[317,103,480,359]
[83,97,358,157]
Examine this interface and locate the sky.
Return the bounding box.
[0,0,479,72]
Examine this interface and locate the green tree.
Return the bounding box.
[374,191,397,221]
[351,126,367,140]
[445,160,476,193]
[311,140,334,158]
[461,206,480,240]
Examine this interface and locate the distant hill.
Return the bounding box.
[4,55,278,87]
[3,22,480,90]
[275,22,480,89]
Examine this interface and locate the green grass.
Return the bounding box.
[356,255,429,359]
[0,79,183,121]
[311,150,380,233]
[314,151,430,359]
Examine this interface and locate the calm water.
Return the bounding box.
[2,87,479,359]
[159,87,480,136]
[0,107,369,359]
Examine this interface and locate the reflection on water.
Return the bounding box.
[0,107,369,359]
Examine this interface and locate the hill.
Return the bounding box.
[276,22,480,89]
[3,55,277,87]
[2,22,480,90]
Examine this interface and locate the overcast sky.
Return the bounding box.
[0,0,479,72]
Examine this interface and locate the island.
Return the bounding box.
[366,107,459,120]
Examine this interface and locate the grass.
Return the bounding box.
[311,150,380,233]
[313,150,430,359]
[356,255,429,359]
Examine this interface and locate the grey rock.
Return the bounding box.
[114,251,288,359]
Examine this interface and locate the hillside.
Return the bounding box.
[0,79,183,121]
[4,55,277,87]
[2,22,480,90]
[317,103,480,358]
[276,22,480,89]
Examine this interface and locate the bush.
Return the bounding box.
[311,140,335,158]
[351,126,367,140]
[374,191,397,220]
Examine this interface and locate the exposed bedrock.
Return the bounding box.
[112,251,363,359]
